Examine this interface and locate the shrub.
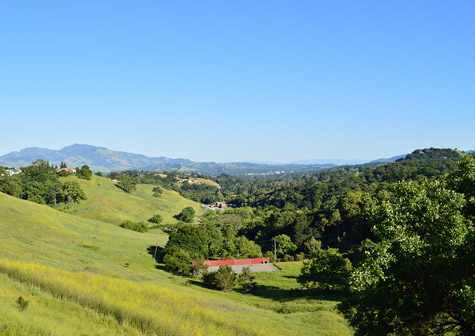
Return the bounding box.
[175,207,195,223]
[148,214,163,225]
[304,237,322,257]
[119,220,149,233]
[213,266,236,291]
[16,296,29,311]
[283,254,294,262]
[264,251,275,263]
[192,261,209,279]
[152,186,163,198]
[298,247,351,290]
[202,271,215,288]
[295,252,306,261]
[203,266,236,291]
[238,266,256,292]
[78,165,92,180]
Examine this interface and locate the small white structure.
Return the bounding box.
[4,169,22,176]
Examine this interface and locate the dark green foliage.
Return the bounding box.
[264,251,275,263]
[77,165,92,180]
[61,181,87,203]
[295,252,305,261]
[152,186,162,197]
[233,236,262,258]
[175,207,195,223]
[405,147,461,160]
[116,175,136,193]
[177,182,221,203]
[148,214,163,225]
[0,175,23,198]
[16,296,29,311]
[95,171,103,177]
[162,246,192,275]
[191,260,209,279]
[165,224,209,258]
[214,266,236,291]
[238,266,256,292]
[273,234,297,256]
[447,155,475,218]
[203,266,236,291]
[119,220,149,233]
[298,247,351,290]
[339,180,474,336]
[0,160,86,206]
[304,237,321,257]
[283,254,294,262]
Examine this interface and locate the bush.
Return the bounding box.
[175,207,195,223]
[264,251,275,263]
[192,261,209,279]
[295,252,306,261]
[202,266,236,291]
[16,296,29,311]
[78,165,92,180]
[298,247,351,290]
[162,246,192,275]
[238,266,256,292]
[148,214,163,225]
[152,186,163,198]
[202,271,215,288]
[304,237,322,257]
[283,254,294,262]
[119,220,149,233]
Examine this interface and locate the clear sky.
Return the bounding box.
[1,1,474,162]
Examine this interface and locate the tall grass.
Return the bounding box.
[0,260,278,336]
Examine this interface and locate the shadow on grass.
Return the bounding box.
[147,245,163,262]
[244,284,348,302]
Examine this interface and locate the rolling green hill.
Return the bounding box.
[54,175,204,225]
[0,192,351,335]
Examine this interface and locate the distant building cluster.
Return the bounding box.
[203,202,233,211]
[57,167,76,174]
[2,168,22,176]
[245,170,288,176]
[177,177,205,185]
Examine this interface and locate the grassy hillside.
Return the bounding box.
[0,193,351,335]
[55,175,203,225]
[0,191,165,276]
[195,177,221,188]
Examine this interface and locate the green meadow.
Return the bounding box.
[0,192,351,335]
[54,175,203,225]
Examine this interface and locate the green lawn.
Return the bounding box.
[54,175,203,225]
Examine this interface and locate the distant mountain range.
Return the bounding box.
[3,144,465,176]
[369,154,406,163]
[0,144,335,175]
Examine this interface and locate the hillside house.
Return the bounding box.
[4,169,22,176]
[57,168,76,174]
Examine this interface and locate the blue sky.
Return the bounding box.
[1,1,474,162]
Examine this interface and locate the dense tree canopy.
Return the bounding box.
[339,180,474,336]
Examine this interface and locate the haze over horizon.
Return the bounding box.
[1,1,474,162]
